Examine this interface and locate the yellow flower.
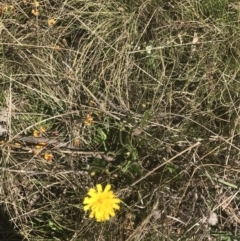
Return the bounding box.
[0,5,14,15]
[44,152,53,162]
[83,184,121,222]
[33,130,41,137]
[33,0,39,7]
[84,113,93,126]
[48,19,56,27]
[31,9,39,16]
[33,127,46,137]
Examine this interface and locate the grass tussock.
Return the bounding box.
[1,0,240,240]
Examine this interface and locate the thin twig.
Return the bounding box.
[131,142,201,187]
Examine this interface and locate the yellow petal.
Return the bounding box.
[113,203,120,210]
[89,211,94,218]
[83,197,92,204]
[109,209,115,217]
[88,188,97,197]
[104,184,111,193]
[96,184,103,192]
[40,126,46,132]
[113,198,121,204]
[83,205,90,211]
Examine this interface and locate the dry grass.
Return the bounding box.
[1,0,240,240]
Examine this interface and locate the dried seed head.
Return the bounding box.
[208,212,218,226]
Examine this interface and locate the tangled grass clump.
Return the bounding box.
[1,0,240,240]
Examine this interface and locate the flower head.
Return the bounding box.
[44,152,53,162]
[208,212,218,226]
[84,113,93,126]
[31,9,39,16]
[33,126,46,137]
[83,184,121,222]
[48,19,56,27]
